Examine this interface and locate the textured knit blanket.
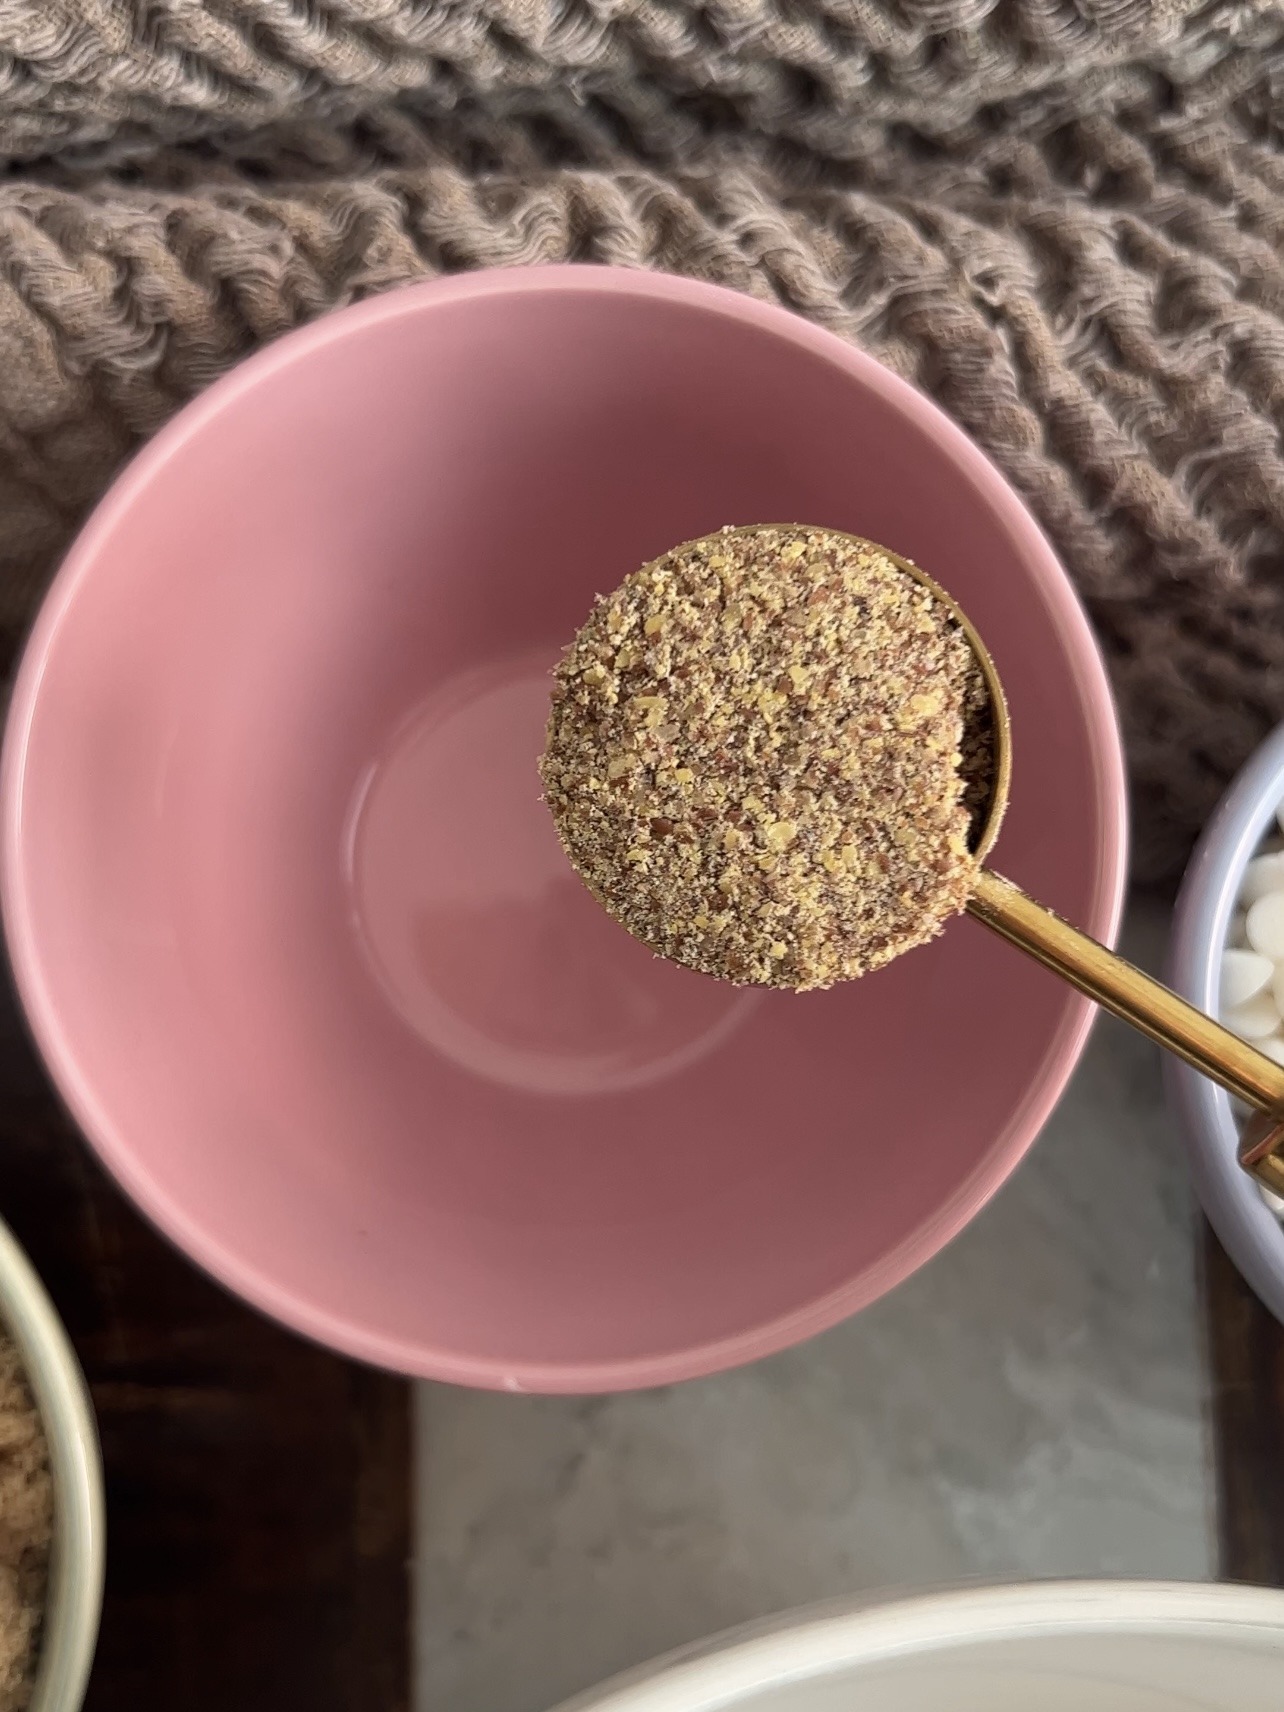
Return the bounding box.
[4,0,1284,881]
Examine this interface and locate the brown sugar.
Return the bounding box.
[540,525,988,990]
[0,1331,51,1712]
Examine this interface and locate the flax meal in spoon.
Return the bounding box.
[540,525,988,991]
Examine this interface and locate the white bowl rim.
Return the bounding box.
[0,1215,104,1712]
[1168,716,1284,1323]
[550,1580,1284,1710]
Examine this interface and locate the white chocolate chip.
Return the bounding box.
[1241,851,1284,904]
[1224,991,1282,1040]
[1247,891,1284,960]
[1221,948,1274,1009]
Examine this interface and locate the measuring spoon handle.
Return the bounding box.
[967,868,1284,1192]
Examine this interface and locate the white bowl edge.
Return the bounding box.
[548,1581,1284,1711]
[1168,717,1284,1325]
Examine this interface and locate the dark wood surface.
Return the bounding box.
[1205,1223,1284,1584]
[0,973,413,1712]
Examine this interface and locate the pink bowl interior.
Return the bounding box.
[3,269,1125,1389]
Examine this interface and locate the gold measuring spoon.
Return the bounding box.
[554,527,1284,1198]
[550,523,1284,1193]
[864,535,1284,1200]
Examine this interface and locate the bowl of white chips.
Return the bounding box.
[1170,718,1284,1323]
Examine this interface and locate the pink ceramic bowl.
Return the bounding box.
[1,268,1126,1391]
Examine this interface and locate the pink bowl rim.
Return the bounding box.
[0,266,1128,1391]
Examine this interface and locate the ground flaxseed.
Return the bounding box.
[540,525,988,990]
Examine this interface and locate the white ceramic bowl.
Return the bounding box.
[551,1582,1284,1712]
[1169,718,1284,1323]
[0,1217,103,1712]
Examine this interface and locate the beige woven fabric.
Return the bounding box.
[4,1,1284,879]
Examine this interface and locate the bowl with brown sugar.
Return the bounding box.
[0,1219,102,1712]
[2,267,1125,1389]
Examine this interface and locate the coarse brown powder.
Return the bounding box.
[540,525,987,990]
[0,1332,51,1712]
